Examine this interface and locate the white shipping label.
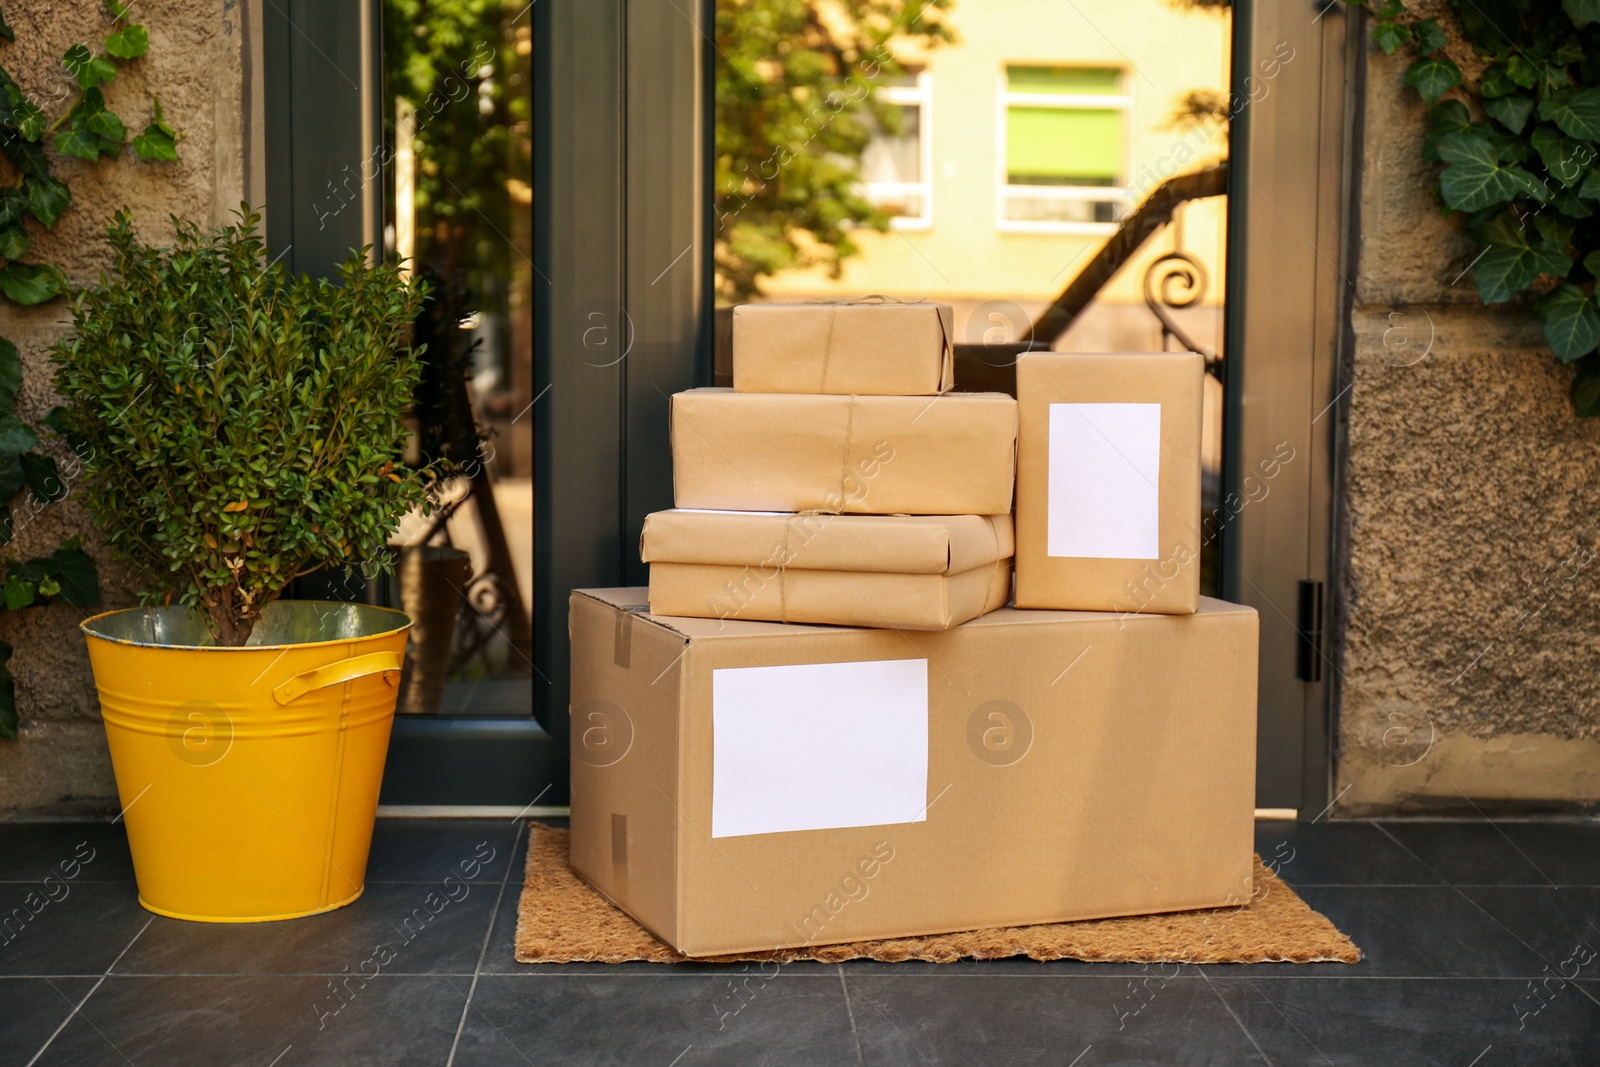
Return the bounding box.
[711,659,929,839]
[1047,402,1161,560]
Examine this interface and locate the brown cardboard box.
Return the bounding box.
[732,301,954,395]
[569,587,1259,957]
[671,388,1017,515]
[640,510,1013,630]
[1015,352,1204,615]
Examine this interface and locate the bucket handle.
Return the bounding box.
[272,651,403,706]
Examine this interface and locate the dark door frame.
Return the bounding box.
[533,0,1358,817]
[264,0,557,808]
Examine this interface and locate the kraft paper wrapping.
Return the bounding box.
[669,389,1017,515]
[732,300,954,396]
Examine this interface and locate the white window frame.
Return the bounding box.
[996,67,1133,236]
[860,70,933,230]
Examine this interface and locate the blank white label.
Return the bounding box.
[1047,402,1161,560]
[711,659,928,839]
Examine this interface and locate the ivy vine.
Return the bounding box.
[1355,0,1600,414]
[0,0,179,738]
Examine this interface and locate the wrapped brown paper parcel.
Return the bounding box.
[1016,351,1204,615]
[568,587,1259,957]
[670,388,1016,515]
[641,510,1013,630]
[732,300,954,395]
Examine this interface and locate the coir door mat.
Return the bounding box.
[514,825,1360,965]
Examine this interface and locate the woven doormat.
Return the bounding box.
[514,825,1360,965]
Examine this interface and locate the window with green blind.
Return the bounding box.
[1004,66,1125,188]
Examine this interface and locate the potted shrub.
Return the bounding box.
[52,208,430,921]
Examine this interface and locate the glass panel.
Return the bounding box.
[1006,106,1122,184]
[860,105,922,184]
[1003,194,1124,225]
[380,1,534,716]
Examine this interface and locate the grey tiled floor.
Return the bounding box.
[2,816,1597,1065]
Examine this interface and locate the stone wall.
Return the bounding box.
[0,1,256,815]
[1335,25,1600,814]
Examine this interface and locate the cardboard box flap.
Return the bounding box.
[640,510,1013,576]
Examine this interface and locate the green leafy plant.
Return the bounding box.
[1355,0,1600,413]
[0,541,99,739]
[52,208,432,647]
[0,0,179,306]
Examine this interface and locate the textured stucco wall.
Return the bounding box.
[1336,22,1600,813]
[0,1,253,815]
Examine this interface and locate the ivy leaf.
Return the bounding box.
[0,454,23,500]
[1586,251,1600,279]
[1479,64,1518,99]
[1539,88,1600,141]
[1438,131,1535,211]
[1531,125,1587,185]
[1505,55,1541,90]
[62,45,116,91]
[0,263,61,306]
[1550,184,1594,218]
[0,642,14,741]
[1539,285,1600,362]
[85,105,125,144]
[1405,56,1463,107]
[53,125,99,161]
[1422,99,1472,162]
[1,137,49,183]
[0,338,16,413]
[1535,213,1575,250]
[1565,0,1600,29]
[1473,241,1571,304]
[4,575,34,611]
[1481,124,1535,166]
[1373,21,1412,55]
[19,452,63,505]
[12,99,45,143]
[105,0,133,18]
[104,24,148,60]
[0,225,27,262]
[1413,18,1449,56]
[1483,93,1535,135]
[24,176,69,228]
[1573,355,1600,416]
[133,97,177,162]
[0,413,36,453]
[0,8,13,43]
[35,546,99,607]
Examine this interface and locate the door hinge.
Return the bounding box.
[1296,580,1324,683]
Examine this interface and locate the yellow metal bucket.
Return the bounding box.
[82,601,411,922]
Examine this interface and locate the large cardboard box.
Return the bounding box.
[1016,352,1204,615]
[732,301,954,395]
[641,510,1013,630]
[569,587,1259,957]
[671,388,1016,515]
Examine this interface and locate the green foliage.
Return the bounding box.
[712,0,954,301]
[51,209,433,647]
[0,0,180,308]
[1356,0,1600,413]
[0,541,99,739]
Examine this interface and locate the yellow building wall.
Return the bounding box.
[761,0,1233,316]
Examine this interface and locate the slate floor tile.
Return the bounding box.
[364,819,518,884]
[29,975,464,1067]
[844,973,1265,1066]
[0,883,152,977]
[1207,977,1600,1066]
[1380,820,1600,887]
[453,972,860,1067]
[1459,886,1600,973]
[113,880,498,976]
[0,977,97,1067]
[0,822,135,882]
[1253,820,1443,886]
